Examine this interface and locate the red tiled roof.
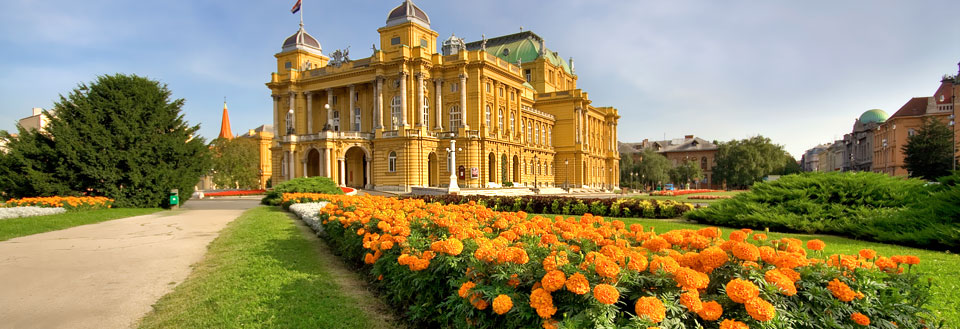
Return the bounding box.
[888,97,930,119]
[934,81,954,105]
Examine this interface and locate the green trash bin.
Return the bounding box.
[169,189,179,209]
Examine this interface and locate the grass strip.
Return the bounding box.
[0,208,161,241]
[139,206,393,329]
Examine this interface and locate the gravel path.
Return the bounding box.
[0,199,259,329]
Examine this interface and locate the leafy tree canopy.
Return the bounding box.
[669,160,703,187]
[711,135,795,189]
[210,137,260,189]
[903,116,955,180]
[0,74,210,207]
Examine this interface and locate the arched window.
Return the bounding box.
[422,96,429,126]
[450,105,461,130]
[388,151,397,172]
[510,112,515,132]
[535,124,540,146]
[390,96,401,129]
[498,109,504,132]
[526,121,532,143]
[485,105,491,132]
[547,127,552,146]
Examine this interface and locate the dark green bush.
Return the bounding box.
[687,172,960,250]
[261,177,343,206]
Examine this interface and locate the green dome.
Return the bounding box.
[859,109,888,124]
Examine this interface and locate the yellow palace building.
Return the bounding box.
[268,0,620,192]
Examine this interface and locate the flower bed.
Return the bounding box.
[688,195,734,200]
[203,189,266,197]
[650,189,720,197]
[294,194,935,328]
[3,196,113,210]
[408,195,693,219]
[0,206,67,220]
[289,202,328,231]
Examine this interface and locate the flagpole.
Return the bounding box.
[300,0,304,27]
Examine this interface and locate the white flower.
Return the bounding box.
[289,202,329,232]
[0,206,67,220]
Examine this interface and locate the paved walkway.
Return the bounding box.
[0,199,259,329]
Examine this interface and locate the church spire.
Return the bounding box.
[218,100,233,140]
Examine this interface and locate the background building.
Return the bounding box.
[238,125,274,189]
[801,144,829,172]
[841,109,887,171]
[268,0,619,192]
[619,135,717,188]
[873,77,955,176]
[17,108,52,132]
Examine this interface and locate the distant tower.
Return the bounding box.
[218,101,233,140]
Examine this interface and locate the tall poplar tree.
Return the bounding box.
[0,74,210,207]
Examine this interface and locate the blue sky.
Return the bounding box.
[1,0,959,157]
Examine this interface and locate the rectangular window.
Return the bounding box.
[353,108,361,131]
[524,69,531,82]
[284,62,292,69]
[332,95,338,105]
[391,37,401,45]
[450,83,458,92]
[420,39,428,48]
[486,83,491,93]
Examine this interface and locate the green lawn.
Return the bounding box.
[0,208,162,241]
[138,206,397,329]
[635,190,744,204]
[532,214,960,328]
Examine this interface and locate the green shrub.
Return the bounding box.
[261,177,343,206]
[685,172,960,250]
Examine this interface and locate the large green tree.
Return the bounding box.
[635,149,671,190]
[903,116,955,180]
[0,74,210,207]
[712,136,795,189]
[669,160,703,188]
[210,137,260,189]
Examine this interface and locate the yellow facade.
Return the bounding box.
[267,0,619,191]
[237,126,275,189]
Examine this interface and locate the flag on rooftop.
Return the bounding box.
[291,0,301,14]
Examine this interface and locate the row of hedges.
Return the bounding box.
[303,194,936,328]
[260,177,342,206]
[686,172,960,250]
[407,195,694,219]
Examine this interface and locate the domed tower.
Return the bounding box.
[858,109,888,125]
[275,24,327,74]
[377,0,438,57]
[441,33,465,56]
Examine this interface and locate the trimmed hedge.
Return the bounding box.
[260,177,343,206]
[407,195,693,219]
[686,172,960,250]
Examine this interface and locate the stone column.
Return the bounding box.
[305,91,313,134]
[374,77,383,130]
[272,95,279,134]
[365,157,372,189]
[399,71,408,126]
[326,88,334,128]
[338,158,346,187]
[349,85,356,131]
[288,150,295,180]
[459,73,467,129]
[324,148,332,179]
[575,107,582,144]
[434,78,443,130]
[289,92,296,134]
[416,72,424,126]
[302,159,307,178]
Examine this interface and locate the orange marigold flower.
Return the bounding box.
[565,272,591,295]
[732,242,760,262]
[806,239,825,251]
[697,301,723,321]
[764,269,797,296]
[634,296,666,323]
[744,297,776,321]
[725,278,759,304]
[858,249,877,260]
[529,288,557,318]
[542,319,559,329]
[719,319,749,329]
[752,233,767,241]
[642,236,672,252]
[593,284,620,305]
[875,256,897,271]
[827,278,859,302]
[492,294,513,315]
[679,290,703,312]
[469,293,489,310]
[649,255,680,274]
[541,270,567,292]
[458,281,476,298]
[729,230,747,242]
[759,246,777,263]
[904,255,920,265]
[851,312,871,326]
[698,247,728,272]
[673,267,709,290]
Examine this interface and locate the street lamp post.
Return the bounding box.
[446,140,462,194]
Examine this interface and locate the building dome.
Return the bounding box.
[281,25,322,54]
[385,0,430,28]
[858,109,888,124]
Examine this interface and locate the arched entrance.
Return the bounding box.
[307,149,321,177]
[488,153,496,183]
[428,152,438,187]
[512,155,520,183]
[344,146,368,188]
